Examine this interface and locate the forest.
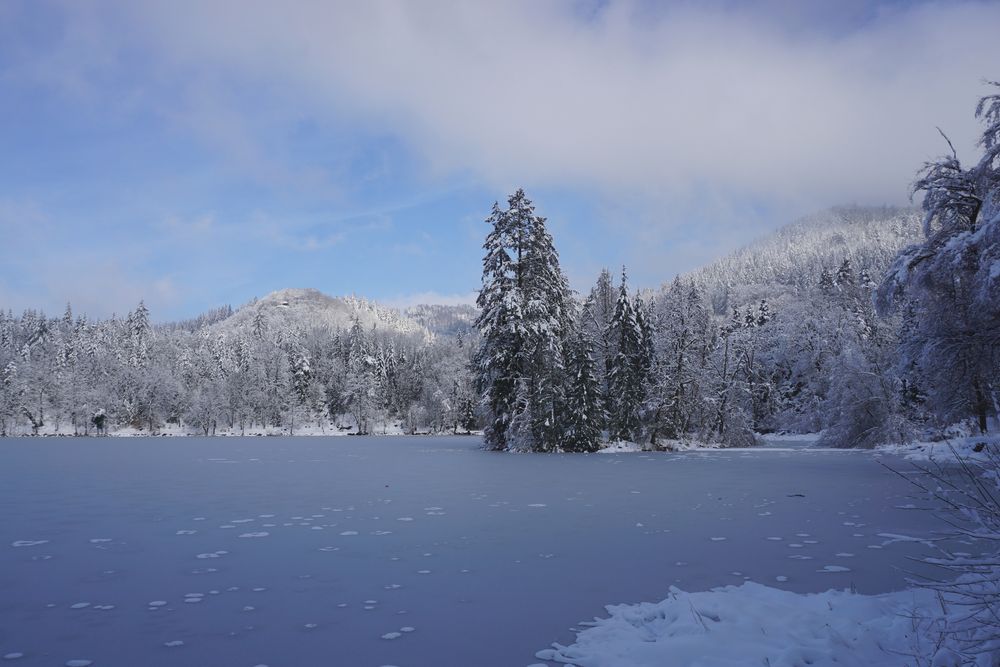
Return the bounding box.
[1,84,998,449]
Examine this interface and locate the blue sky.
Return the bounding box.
[1,0,999,321]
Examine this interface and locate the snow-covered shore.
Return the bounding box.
[1,422,481,438]
[535,434,1000,667]
[534,574,1000,667]
[535,583,942,667]
[877,434,1000,465]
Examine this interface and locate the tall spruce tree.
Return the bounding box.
[563,328,604,452]
[607,268,644,442]
[521,204,573,450]
[582,269,618,415]
[473,201,524,450]
[473,189,573,452]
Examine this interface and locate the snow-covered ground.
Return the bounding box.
[599,433,824,453]
[0,436,974,666]
[534,582,944,667]
[8,420,458,438]
[538,435,1000,667]
[877,434,1000,465]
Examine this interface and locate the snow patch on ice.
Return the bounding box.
[535,582,945,667]
[878,435,1000,464]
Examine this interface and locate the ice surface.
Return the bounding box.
[0,435,954,666]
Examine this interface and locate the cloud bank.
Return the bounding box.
[4,0,1000,318]
[101,0,1000,209]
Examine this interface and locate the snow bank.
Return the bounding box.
[597,440,726,454]
[759,431,823,443]
[878,434,1000,465]
[597,441,648,453]
[535,581,978,667]
[7,421,483,438]
[546,435,1000,667]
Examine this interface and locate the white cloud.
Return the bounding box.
[95,0,1000,213]
[7,0,1000,313]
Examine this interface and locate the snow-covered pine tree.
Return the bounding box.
[877,80,1000,434]
[581,268,619,416]
[345,317,377,434]
[646,279,713,445]
[0,360,20,436]
[473,200,524,450]
[473,189,573,452]
[818,268,836,294]
[61,303,73,333]
[607,268,644,443]
[563,327,604,452]
[634,294,655,388]
[520,203,573,451]
[707,306,756,446]
[756,299,771,327]
[128,300,151,368]
[834,258,855,290]
[290,348,313,407]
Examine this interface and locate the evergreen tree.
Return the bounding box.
[818,268,835,293]
[563,328,604,452]
[345,318,377,434]
[581,268,618,415]
[127,301,151,368]
[520,203,573,450]
[473,200,524,450]
[473,189,573,452]
[877,81,1000,434]
[607,268,644,442]
[834,258,856,289]
[646,279,713,445]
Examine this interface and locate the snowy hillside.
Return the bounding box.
[404,303,478,337]
[212,288,431,341]
[686,206,922,314]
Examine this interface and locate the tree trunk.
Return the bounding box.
[974,383,989,434]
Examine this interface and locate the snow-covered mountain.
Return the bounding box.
[684,205,923,314]
[404,303,478,337]
[210,288,432,340]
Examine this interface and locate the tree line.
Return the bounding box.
[473,82,1000,452]
[0,299,478,437]
[2,83,997,446]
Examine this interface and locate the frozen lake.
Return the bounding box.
[0,436,951,666]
